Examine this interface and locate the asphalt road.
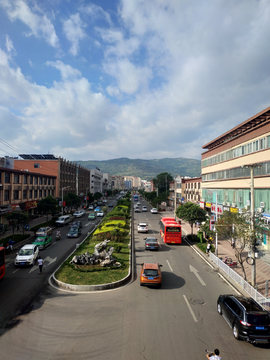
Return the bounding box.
[0,200,269,360]
[0,203,115,335]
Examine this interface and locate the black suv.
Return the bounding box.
[217,295,270,344]
[71,221,82,229]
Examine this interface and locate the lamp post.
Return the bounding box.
[62,186,70,216]
[244,163,262,287]
[215,191,218,256]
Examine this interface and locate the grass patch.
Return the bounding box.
[55,238,130,285]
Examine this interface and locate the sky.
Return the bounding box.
[0,0,270,162]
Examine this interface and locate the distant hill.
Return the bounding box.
[76,157,201,180]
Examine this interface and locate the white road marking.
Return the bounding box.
[183,295,198,322]
[189,265,206,286]
[166,259,173,272]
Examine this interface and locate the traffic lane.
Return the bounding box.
[0,213,101,332]
[134,212,270,358]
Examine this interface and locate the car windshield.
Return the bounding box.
[139,224,147,227]
[19,249,33,255]
[247,314,270,325]
[37,228,46,232]
[70,228,78,233]
[144,269,158,276]
[146,238,156,242]
[35,238,45,242]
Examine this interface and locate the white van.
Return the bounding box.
[55,215,72,226]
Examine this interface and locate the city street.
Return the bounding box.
[0,202,269,359]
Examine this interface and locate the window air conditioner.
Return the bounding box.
[244,205,248,210]
[247,200,250,206]
[260,202,265,208]
[227,202,230,206]
[257,207,263,213]
[232,203,236,208]
[223,202,226,206]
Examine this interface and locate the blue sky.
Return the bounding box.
[0,0,270,161]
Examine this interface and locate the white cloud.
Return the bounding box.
[0,0,59,48]
[46,60,82,80]
[63,13,86,56]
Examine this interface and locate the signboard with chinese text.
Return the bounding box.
[199,201,205,209]
[205,202,211,208]
[230,207,238,213]
[211,204,223,215]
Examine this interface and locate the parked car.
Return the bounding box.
[144,237,159,251]
[140,262,162,287]
[36,226,52,236]
[217,294,270,343]
[88,213,96,220]
[96,210,104,217]
[137,223,148,233]
[14,244,39,266]
[151,208,158,214]
[142,206,147,212]
[68,227,81,238]
[32,235,52,250]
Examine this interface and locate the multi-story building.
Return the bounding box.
[102,173,113,194]
[124,176,142,189]
[90,167,103,194]
[0,166,56,218]
[112,175,125,190]
[14,154,90,200]
[201,105,270,250]
[182,177,201,204]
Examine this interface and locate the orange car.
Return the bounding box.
[140,262,162,287]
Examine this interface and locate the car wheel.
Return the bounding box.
[157,284,161,288]
[140,282,144,286]
[217,302,222,315]
[233,324,239,340]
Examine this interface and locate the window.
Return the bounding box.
[23,175,28,184]
[48,178,51,185]
[39,178,43,185]
[44,178,47,185]
[14,174,19,184]
[29,190,32,199]
[30,176,33,184]
[260,138,265,150]
[34,163,40,168]
[34,177,38,185]
[23,190,27,199]
[43,190,46,197]
[34,190,37,198]
[39,190,42,198]
[4,190,9,201]
[4,173,10,183]
[14,190,19,200]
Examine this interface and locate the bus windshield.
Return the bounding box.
[166,226,181,232]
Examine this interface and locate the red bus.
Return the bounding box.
[160,217,182,244]
[0,246,5,280]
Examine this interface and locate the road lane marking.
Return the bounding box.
[189,265,206,286]
[166,259,173,272]
[183,295,198,323]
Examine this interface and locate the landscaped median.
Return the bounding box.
[53,199,132,290]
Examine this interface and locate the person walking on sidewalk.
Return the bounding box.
[231,238,235,249]
[37,257,44,274]
[206,242,211,255]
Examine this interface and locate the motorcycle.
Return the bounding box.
[5,239,15,253]
[56,233,61,241]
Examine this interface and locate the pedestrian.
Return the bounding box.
[37,257,44,274]
[231,238,235,248]
[206,242,211,255]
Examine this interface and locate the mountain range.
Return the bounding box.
[76,157,201,180]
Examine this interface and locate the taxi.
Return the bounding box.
[140,262,162,287]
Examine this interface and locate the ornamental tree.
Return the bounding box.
[176,202,206,234]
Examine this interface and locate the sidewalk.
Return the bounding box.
[0,216,52,249]
[179,217,270,297]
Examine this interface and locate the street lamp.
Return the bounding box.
[243,163,262,287]
[62,186,70,215]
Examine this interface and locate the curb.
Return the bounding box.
[50,206,133,292]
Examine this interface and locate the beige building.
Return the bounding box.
[201,105,270,250]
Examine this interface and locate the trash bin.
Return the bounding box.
[197,231,203,243]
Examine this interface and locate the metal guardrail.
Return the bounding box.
[209,251,270,310]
